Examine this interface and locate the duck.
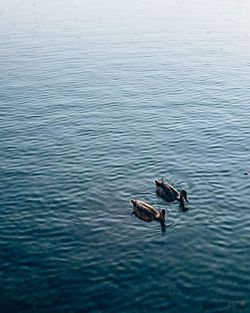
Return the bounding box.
[131,199,166,223]
[155,179,188,208]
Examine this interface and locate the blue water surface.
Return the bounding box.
[1,1,250,312]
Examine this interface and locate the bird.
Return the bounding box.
[155,179,188,209]
[131,199,166,224]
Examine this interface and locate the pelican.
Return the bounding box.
[155,179,188,208]
[131,199,166,223]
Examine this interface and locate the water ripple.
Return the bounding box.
[1,0,250,312]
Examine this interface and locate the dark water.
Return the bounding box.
[1,1,250,312]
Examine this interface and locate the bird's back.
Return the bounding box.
[156,187,175,201]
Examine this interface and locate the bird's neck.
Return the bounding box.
[179,194,185,208]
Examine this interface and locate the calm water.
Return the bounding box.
[1,1,250,312]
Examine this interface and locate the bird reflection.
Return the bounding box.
[181,206,189,212]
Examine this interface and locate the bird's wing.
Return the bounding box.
[165,184,179,197]
[133,209,154,222]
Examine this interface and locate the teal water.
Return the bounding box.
[1,1,250,312]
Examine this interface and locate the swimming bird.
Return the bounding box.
[155,179,188,208]
[131,199,166,223]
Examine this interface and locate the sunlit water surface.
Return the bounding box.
[1,1,250,312]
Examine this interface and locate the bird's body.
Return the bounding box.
[155,179,188,208]
[131,199,165,223]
